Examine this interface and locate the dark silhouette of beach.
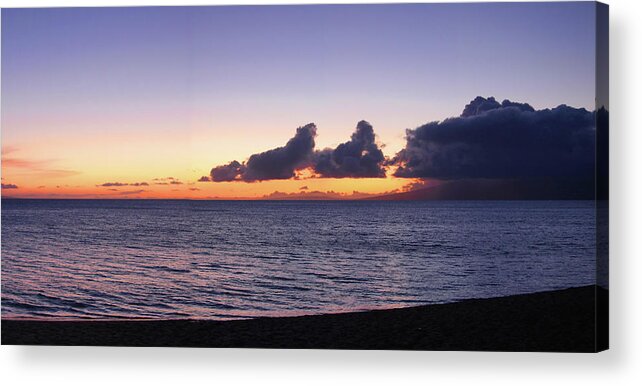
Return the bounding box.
[1,285,608,352]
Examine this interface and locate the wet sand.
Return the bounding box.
[1,285,608,352]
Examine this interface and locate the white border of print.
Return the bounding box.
[1,1,641,386]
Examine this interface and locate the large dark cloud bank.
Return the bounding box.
[392,96,596,181]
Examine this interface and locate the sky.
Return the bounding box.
[1,3,598,199]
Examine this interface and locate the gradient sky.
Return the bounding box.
[1,3,597,199]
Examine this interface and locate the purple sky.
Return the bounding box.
[2,3,596,140]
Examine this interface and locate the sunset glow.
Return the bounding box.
[1,4,596,199]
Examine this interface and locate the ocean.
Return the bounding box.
[1,199,596,320]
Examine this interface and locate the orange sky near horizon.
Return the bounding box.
[1,99,419,199]
[1,141,419,199]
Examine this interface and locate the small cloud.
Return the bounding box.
[198,176,211,182]
[116,189,146,195]
[261,190,373,200]
[97,182,149,187]
[299,185,309,190]
[1,183,18,189]
[153,177,183,185]
[98,182,127,187]
[153,177,182,185]
[188,187,200,191]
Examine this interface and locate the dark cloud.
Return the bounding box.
[498,99,536,113]
[2,183,18,189]
[210,160,246,182]
[198,176,211,182]
[312,120,386,178]
[299,185,309,190]
[210,123,317,182]
[461,96,534,117]
[98,182,149,187]
[392,97,595,180]
[243,123,317,181]
[207,121,387,182]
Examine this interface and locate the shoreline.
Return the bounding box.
[1,286,608,352]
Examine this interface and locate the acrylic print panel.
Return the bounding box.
[0,2,608,352]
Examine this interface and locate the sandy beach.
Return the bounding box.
[1,285,607,352]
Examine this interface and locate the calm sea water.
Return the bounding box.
[1,199,596,320]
